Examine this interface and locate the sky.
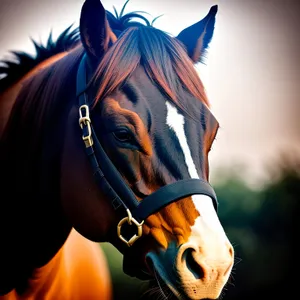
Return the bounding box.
[0,0,299,187]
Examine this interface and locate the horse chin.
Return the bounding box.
[147,277,180,300]
[145,253,220,300]
[120,246,180,298]
[122,250,179,299]
[145,254,183,300]
[148,268,218,300]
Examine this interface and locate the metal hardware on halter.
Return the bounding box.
[117,209,144,247]
[79,104,93,148]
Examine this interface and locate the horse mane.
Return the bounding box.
[0,0,157,94]
[0,25,80,93]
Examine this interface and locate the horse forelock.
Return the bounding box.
[92,25,210,114]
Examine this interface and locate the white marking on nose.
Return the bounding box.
[191,194,226,237]
[165,101,225,237]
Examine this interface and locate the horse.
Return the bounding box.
[0,0,234,299]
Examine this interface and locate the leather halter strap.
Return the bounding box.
[76,54,218,244]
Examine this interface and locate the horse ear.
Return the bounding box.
[176,5,218,64]
[80,0,117,60]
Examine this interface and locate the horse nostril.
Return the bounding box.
[183,248,204,280]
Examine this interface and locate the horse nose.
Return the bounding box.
[181,243,233,279]
[176,240,234,298]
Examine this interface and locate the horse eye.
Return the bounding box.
[113,129,133,142]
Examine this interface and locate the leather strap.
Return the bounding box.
[133,178,217,220]
[77,55,140,213]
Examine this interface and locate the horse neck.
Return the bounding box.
[0,52,79,295]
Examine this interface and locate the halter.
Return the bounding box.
[76,54,218,247]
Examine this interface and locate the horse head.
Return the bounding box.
[61,0,234,299]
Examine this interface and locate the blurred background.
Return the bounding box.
[1,0,299,299]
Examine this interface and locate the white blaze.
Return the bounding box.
[165,101,226,237]
[166,102,198,179]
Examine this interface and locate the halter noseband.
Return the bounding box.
[76,55,218,247]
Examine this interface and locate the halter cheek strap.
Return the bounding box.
[76,54,218,247]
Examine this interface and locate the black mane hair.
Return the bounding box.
[0,0,160,93]
[0,25,80,93]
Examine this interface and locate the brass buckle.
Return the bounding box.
[117,209,144,247]
[79,104,93,148]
